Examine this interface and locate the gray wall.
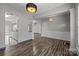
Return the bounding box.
[47,13,70,32]
[41,13,70,41]
[33,20,41,33]
[0,4,5,48]
[18,15,32,42]
[4,4,33,43]
[0,4,33,49]
[74,4,78,51]
[78,4,79,47]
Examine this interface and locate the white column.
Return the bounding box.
[70,8,76,51]
[32,22,34,39]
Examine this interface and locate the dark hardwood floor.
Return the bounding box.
[0,37,77,56]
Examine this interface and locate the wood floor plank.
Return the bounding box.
[0,37,77,56]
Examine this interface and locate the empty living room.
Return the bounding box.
[0,3,79,56]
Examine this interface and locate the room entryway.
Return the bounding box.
[5,12,18,46]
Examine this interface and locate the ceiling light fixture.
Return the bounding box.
[26,3,37,13]
[49,17,54,22]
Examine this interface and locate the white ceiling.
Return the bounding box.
[4,3,74,20]
[7,3,65,16]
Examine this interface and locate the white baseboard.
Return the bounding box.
[41,35,70,41]
[0,45,5,49]
[76,47,79,55]
[69,48,77,52]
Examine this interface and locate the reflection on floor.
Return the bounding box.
[0,37,78,56]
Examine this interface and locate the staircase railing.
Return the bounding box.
[9,36,18,45]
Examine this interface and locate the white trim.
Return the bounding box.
[77,47,79,55]
[69,48,77,52]
[0,45,5,49]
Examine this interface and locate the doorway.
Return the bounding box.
[5,13,18,46]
